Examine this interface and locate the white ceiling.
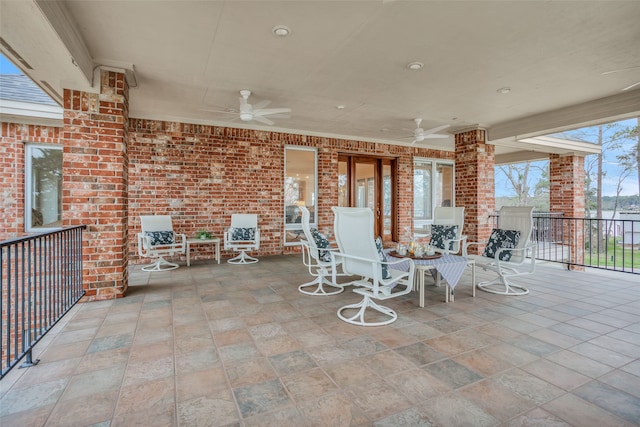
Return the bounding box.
[1,1,639,159]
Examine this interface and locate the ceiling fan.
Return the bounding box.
[405,118,451,144]
[601,66,640,92]
[235,90,291,125]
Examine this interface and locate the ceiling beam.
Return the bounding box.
[489,90,640,142]
[34,0,93,85]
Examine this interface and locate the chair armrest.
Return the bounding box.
[495,242,536,272]
[463,240,488,256]
[438,235,468,255]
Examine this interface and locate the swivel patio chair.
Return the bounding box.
[137,215,186,272]
[224,214,260,264]
[332,207,415,326]
[464,206,536,295]
[430,206,467,255]
[298,206,346,296]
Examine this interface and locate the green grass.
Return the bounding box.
[584,240,640,270]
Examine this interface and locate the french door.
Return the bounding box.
[338,155,396,242]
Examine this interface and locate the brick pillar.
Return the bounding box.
[63,70,129,300]
[549,154,585,270]
[454,129,495,253]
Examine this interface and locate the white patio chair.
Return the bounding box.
[430,206,467,255]
[464,206,536,295]
[298,206,347,296]
[332,207,415,326]
[137,215,186,272]
[224,214,260,264]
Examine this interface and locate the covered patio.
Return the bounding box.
[1,258,639,426]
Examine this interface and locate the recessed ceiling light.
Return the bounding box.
[407,62,424,70]
[272,25,291,37]
[497,87,511,94]
[336,105,346,110]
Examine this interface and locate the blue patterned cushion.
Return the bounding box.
[146,231,174,245]
[230,227,256,241]
[430,224,458,251]
[375,236,392,280]
[310,228,331,262]
[482,228,521,261]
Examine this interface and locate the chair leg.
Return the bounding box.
[337,295,398,326]
[299,273,343,296]
[141,256,180,272]
[476,276,529,296]
[227,250,259,264]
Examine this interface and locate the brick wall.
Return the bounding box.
[549,153,585,268]
[0,123,62,240]
[454,129,496,251]
[62,71,130,300]
[128,120,453,263]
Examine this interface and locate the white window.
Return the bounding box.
[414,158,454,236]
[284,147,317,246]
[25,144,62,232]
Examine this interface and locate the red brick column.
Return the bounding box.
[454,129,495,253]
[62,71,129,300]
[549,154,585,270]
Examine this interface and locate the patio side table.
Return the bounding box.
[186,237,221,266]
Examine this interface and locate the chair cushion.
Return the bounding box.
[146,231,174,246]
[482,228,521,261]
[310,228,331,262]
[230,227,256,241]
[375,236,392,279]
[430,224,458,251]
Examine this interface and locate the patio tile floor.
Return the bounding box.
[1,255,639,426]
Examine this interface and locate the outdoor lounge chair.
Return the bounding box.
[137,215,186,272]
[464,206,536,295]
[331,207,415,326]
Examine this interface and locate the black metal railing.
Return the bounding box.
[492,212,639,274]
[1,225,86,379]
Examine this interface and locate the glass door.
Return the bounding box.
[338,155,396,242]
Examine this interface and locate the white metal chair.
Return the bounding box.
[332,207,415,326]
[464,206,536,295]
[299,206,346,296]
[431,206,467,254]
[224,214,260,264]
[137,215,186,272]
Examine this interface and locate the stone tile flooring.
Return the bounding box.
[1,255,639,426]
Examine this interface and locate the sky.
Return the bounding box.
[495,118,639,198]
[2,54,637,198]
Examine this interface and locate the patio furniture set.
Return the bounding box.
[137,206,537,326]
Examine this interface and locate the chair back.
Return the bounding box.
[332,207,380,277]
[230,214,258,229]
[140,215,174,233]
[433,206,465,252]
[497,206,534,263]
[300,206,321,260]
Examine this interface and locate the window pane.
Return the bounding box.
[383,164,392,236]
[338,159,348,207]
[284,148,316,245]
[436,163,454,207]
[28,146,62,230]
[414,160,432,235]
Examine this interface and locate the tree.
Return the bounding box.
[497,160,548,209]
[613,117,640,204]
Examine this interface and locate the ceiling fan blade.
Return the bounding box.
[423,133,450,139]
[622,81,640,91]
[601,65,640,75]
[254,107,291,116]
[252,99,271,110]
[252,115,275,125]
[422,124,451,136]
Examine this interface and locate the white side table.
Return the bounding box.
[186,237,221,266]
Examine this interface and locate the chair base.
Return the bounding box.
[141,256,180,272]
[227,250,259,264]
[299,276,343,296]
[477,276,529,296]
[337,295,397,326]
